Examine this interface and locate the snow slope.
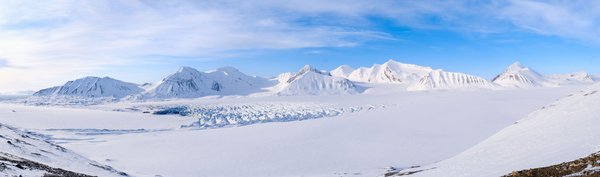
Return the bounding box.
[346,60,433,84]
[274,65,358,95]
[407,70,498,91]
[33,76,143,98]
[331,65,354,78]
[400,84,600,177]
[492,62,556,88]
[0,123,127,176]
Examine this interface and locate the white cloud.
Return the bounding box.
[0,0,393,92]
[496,0,600,41]
[1,0,600,92]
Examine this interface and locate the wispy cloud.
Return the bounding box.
[0,0,599,92]
[495,0,600,41]
[0,0,393,91]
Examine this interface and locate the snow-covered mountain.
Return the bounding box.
[396,83,600,177]
[407,70,498,91]
[33,76,144,98]
[136,66,271,99]
[345,60,433,84]
[274,72,294,83]
[547,71,595,85]
[593,74,600,82]
[492,61,556,88]
[274,65,358,95]
[330,65,354,78]
[205,66,272,93]
[0,123,127,176]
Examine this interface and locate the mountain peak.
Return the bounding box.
[177,66,199,73]
[331,65,354,78]
[335,65,353,70]
[492,61,554,88]
[33,76,143,98]
[507,61,526,71]
[299,65,316,72]
[276,66,357,95]
[384,59,399,64]
[346,60,432,83]
[298,65,330,76]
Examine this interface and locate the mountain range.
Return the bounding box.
[29,60,599,101]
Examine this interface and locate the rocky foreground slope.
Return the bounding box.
[0,123,127,176]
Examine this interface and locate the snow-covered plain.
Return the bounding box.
[397,83,600,177]
[0,86,583,177]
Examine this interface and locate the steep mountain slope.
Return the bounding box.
[33,77,143,98]
[347,60,433,84]
[137,66,271,99]
[0,123,127,176]
[407,70,498,91]
[492,62,556,88]
[396,83,600,177]
[330,65,354,78]
[275,65,358,95]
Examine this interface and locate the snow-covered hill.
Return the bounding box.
[593,74,600,82]
[0,123,127,176]
[136,66,271,99]
[547,71,595,85]
[346,60,433,84]
[407,70,498,91]
[274,65,358,95]
[206,67,273,93]
[331,65,354,78]
[397,83,600,177]
[134,67,216,99]
[33,76,143,98]
[492,62,556,88]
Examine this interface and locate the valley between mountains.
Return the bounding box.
[1,60,599,177]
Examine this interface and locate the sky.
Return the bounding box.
[1,0,600,93]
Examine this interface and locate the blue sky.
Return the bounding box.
[1,0,600,92]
